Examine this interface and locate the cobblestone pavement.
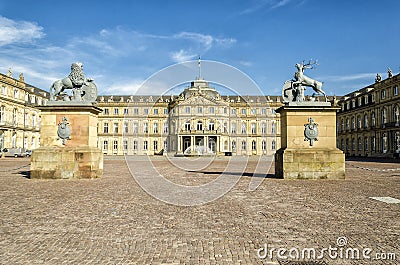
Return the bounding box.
[0,156,399,265]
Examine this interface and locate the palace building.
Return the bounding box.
[0,69,49,152]
[96,79,282,156]
[337,72,400,158]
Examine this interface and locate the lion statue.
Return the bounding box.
[49,62,97,102]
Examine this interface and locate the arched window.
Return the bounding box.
[364,114,369,128]
[271,140,276,150]
[262,140,266,150]
[241,122,246,134]
[196,121,203,131]
[381,108,387,126]
[184,121,191,131]
[393,105,399,124]
[251,140,256,151]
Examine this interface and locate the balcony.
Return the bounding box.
[180,129,220,135]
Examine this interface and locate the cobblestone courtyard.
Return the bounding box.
[0,157,399,265]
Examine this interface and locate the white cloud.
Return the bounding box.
[239,0,293,15]
[0,16,45,46]
[170,49,197,63]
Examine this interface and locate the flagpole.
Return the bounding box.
[198,56,201,79]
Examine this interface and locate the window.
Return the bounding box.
[223,107,227,114]
[364,114,369,128]
[124,108,129,115]
[357,116,362,129]
[261,123,266,134]
[358,97,362,107]
[271,123,276,134]
[133,122,138,133]
[163,123,168,133]
[241,123,246,134]
[12,108,17,125]
[124,122,128,133]
[209,107,214,114]
[123,140,128,151]
[164,108,168,114]
[241,108,246,115]
[261,108,267,115]
[371,112,376,127]
[185,106,190,114]
[381,89,386,99]
[346,118,350,130]
[153,141,158,150]
[1,86,5,95]
[133,140,138,151]
[251,108,256,115]
[262,140,266,150]
[104,108,109,115]
[394,105,399,124]
[251,123,256,134]
[143,108,149,115]
[133,108,139,115]
[371,93,375,102]
[381,108,387,126]
[341,119,345,131]
[197,107,202,113]
[394,86,399,96]
[364,95,368,104]
[14,89,18,99]
[185,121,191,131]
[364,137,369,151]
[113,140,118,150]
[208,121,215,131]
[352,138,355,151]
[223,122,228,133]
[231,123,236,134]
[271,140,276,150]
[241,140,246,150]
[114,108,119,115]
[232,109,236,115]
[153,122,158,133]
[164,140,168,150]
[103,140,108,151]
[103,122,109,133]
[143,140,148,150]
[351,117,355,129]
[382,133,388,153]
[113,123,119,133]
[153,108,158,115]
[251,140,256,151]
[32,114,36,127]
[371,137,376,151]
[196,121,203,130]
[358,137,362,151]
[351,100,355,108]
[232,140,236,151]
[143,122,148,133]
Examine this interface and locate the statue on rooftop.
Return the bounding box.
[282,60,327,103]
[49,62,97,103]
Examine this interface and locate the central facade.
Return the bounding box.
[97,79,282,156]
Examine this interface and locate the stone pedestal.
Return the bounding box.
[30,104,103,179]
[275,103,345,179]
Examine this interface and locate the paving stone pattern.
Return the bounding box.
[0,157,399,265]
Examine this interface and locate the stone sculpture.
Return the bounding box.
[282,60,327,103]
[49,62,97,103]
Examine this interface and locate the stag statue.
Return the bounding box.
[282,60,327,103]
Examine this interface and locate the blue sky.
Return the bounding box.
[0,0,399,96]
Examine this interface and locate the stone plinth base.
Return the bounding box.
[275,148,345,179]
[31,147,103,179]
